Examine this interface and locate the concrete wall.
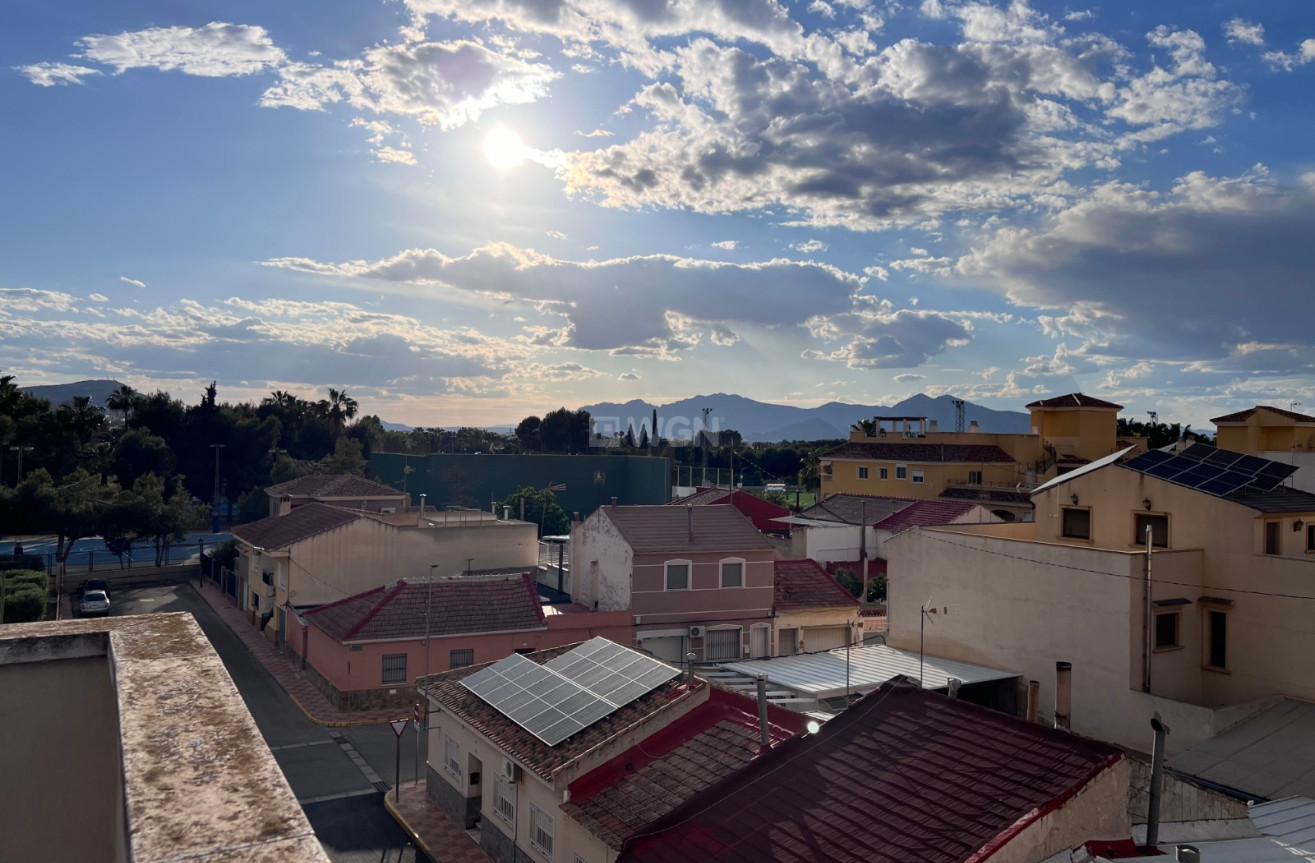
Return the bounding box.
[396,521,539,579]
[0,655,127,863]
[989,758,1131,863]
[571,511,634,612]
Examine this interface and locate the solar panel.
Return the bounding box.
[1178,446,1210,462]
[1123,443,1298,498]
[1234,454,1270,474]
[1198,475,1249,496]
[1124,450,1172,470]
[463,638,679,747]
[1205,448,1243,467]
[1144,459,1192,479]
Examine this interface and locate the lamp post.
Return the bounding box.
[210,443,225,529]
[10,445,33,484]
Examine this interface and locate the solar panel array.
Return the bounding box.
[1123,444,1297,497]
[461,637,680,746]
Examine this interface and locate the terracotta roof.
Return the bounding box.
[668,489,792,533]
[821,442,1014,463]
[304,575,545,643]
[231,503,365,550]
[620,677,1123,863]
[1025,393,1123,410]
[669,487,732,506]
[603,505,773,553]
[265,474,404,499]
[1223,486,1315,514]
[774,559,859,611]
[1211,405,1315,424]
[562,688,804,851]
[798,494,912,525]
[421,645,699,781]
[872,499,980,532]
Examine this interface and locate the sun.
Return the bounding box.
[482,126,526,170]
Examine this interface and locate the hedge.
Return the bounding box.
[2,584,47,624]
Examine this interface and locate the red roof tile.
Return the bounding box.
[774,559,859,611]
[821,442,1014,463]
[563,688,804,850]
[668,489,792,533]
[799,494,913,525]
[1025,393,1123,410]
[266,474,404,499]
[231,502,365,550]
[603,505,773,554]
[872,499,980,532]
[304,575,545,642]
[1211,405,1315,424]
[621,677,1123,863]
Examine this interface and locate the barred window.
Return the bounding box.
[443,735,461,778]
[450,648,475,669]
[493,777,515,824]
[381,653,408,685]
[529,803,554,859]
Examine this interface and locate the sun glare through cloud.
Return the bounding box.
[483,126,526,171]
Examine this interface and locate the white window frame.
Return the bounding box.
[492,776,515,825]
[720,558,745,588]
[967,470,983,485]
[911,468,925,484]
[664,559,691,591]
[857,466,869,480]
[896,464,908,480]
[529,802,555,859]
[443,735,461,780]
[879,467,888,480]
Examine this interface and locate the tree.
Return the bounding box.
[624,425,637,449]
[57,395,108,452]
[499,485,569,537]
[850,418,877,436]
[539,407,592,453]
[129,473,207,566]
[515,415,543,452]
[110,429,175,489]
[320,437,366,475]
[325,387,358,438]
[105,384,138,427]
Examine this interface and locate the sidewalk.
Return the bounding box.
[385,781,493,863]
[194,578,398,726]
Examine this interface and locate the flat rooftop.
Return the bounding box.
[0,613,329,863]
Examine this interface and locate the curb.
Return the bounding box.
[384,789,435,863]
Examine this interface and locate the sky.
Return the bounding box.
[3,0,1314,430]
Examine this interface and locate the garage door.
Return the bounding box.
[806,626,849,652]
[640,635,685,662]
[706,628,742,661]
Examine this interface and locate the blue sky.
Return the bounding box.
[3,0,1314,428]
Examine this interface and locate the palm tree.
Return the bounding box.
[850,418,878,436]
[105,384,137,427]
[325,388,358,437]
[59,395,108,451]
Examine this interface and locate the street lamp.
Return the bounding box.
[9,445,33,484]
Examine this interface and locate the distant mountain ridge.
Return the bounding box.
[581,392,1031,442]
[21,379,124,408]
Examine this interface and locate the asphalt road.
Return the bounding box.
[108,583,425,863]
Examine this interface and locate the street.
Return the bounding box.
[108,582,425,862]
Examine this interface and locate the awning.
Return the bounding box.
[719,644,1017,700]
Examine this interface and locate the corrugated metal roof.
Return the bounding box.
[718,644,1016,700]
[1031,446,1135,495]
[1134,798,1315,862]
[1168,700,1315,801]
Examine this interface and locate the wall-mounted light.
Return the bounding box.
[1295,519,1305,533]
[1143,498,1153,511]
[1070,492,1080,506]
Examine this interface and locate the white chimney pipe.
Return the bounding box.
[1055,661,1072,730]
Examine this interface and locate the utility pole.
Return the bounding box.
[10,445,33,484]
[210,443,225,528]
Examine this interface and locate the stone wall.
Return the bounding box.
[293,651,420,713]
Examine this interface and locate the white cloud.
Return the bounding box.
[893,373,923,382]
[618,372,640,380]
[376,146,417,165]
[803,306,971,368]
[791,239,829,253]
[120,277,146,289]
[1064,10,1094,23]
[88,293,109,302]
[546,230,568,239]
[1264,39,1315,72]
[1223,18,1265,47]
[712,240,738,250]
[14,62,101,87]
[77,22,285,77]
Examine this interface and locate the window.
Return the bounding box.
[1154,612,1179,649]
[968,470,983,485]
[492,776,515,824]
[443,735,461,778]
[1062,507,1091,540]
[879,467,888,480]
[1308,524,1315,553]
[895,464,908,480]
[1135,513,1169,548]
[857,466,869,480]
[911,469,925,484]
[1206,609,1228,670]
[449,648,474,669]
[381,653,408,685]
[720,560,743,588]
[664,561,690,591]
[261,570,274,586]
[529,803,555,859]
[1265,521,1280,555]
[706,627,742,661]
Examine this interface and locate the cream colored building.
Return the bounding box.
[820,394,1131,522]
[884,443,1315,756]
[1214,404,1315,493]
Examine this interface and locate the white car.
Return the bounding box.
[80,589,110,617]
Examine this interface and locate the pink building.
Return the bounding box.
[289,574,633,710]
[571,504,780,663]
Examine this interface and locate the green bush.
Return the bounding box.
[0,555,46,573]
[3,569,47,592]
[2,584,46,623]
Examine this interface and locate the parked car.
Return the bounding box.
[80,589,110,617]
[83,578,110,598]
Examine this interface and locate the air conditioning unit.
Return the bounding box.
[688,625,705,639]
[502,758,522,783]
[264,584,275,598]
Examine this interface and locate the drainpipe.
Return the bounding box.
[685,652,696,689]
[1026,680,1040,723]
[756,675,771,746]
[1144,524,1154,693]
[1147,714,1171,850]
[1054,661,1072,730]
[859,500,869,604]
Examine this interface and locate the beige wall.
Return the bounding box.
[397,521,539,578]
[988,759,1130,863]
[0,656,127,863]
[823,458,1021,501]
[1029,407,1119,462]
[571,512,635,612]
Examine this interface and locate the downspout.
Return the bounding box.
[1146,713,1170,849]
[1143,524,1153,693]
[860,500,869,604]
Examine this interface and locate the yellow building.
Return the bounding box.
[819,393,1127,521]
[1213,404,1315,455]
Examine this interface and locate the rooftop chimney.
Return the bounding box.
[1025,679,1040,723]
[1054,661,1072,730]
[928,419,939,433]
[756,675,771,746]
[969,420,980,433]
[687,503,694,542]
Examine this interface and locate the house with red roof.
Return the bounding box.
[668,487,792,533]
[420,641,803,862]
[264,473,409,517]
[290,574,632,710]
[772,559,859,655]
[620,676,1129,863]
[570,504,779,663]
